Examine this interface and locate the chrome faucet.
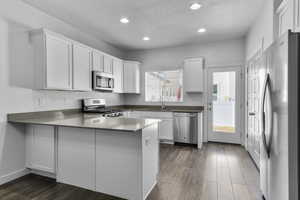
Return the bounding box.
[161,87,166,110]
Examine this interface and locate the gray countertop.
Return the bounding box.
[7,110,160,132]
[7,105,203,132]
[112,105,204,113]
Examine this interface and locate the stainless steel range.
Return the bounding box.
[82,98,123,117]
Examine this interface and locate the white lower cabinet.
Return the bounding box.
[95,130,141,199]
[125,111,174,142]
[142,124,159,199]
[124,110,203,147]
[57,127,95,191]
[25,125,55,173]
[95,124,159,200]
[158,119,174,141]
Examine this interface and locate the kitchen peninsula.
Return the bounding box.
[8,110,160,200]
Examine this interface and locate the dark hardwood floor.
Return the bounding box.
[0,143,262,200]
[0,174,124,200]
[148,143,262,200]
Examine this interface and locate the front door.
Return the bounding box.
[207,67,242,144]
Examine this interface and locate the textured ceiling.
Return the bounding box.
[23,0,265,50]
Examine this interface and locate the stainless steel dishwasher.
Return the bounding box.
[173,112,198,144]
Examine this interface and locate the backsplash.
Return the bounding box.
[32,90,125,111]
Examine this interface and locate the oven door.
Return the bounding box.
[93,71,114,91]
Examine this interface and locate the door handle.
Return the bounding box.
[208,102,212,111]
[248,112,255,116]
[261,74,273,158]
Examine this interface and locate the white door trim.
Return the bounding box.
[205,65,244,144]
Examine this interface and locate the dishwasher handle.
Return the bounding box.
[173,112,198,117]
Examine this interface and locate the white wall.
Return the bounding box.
[246,0,274,59]
[0,0,126,183]
[124,38,246,106]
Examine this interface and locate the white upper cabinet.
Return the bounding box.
[92,50,104,72]
[113,59,124,93]
[274,0,300,37]
[294,0,300,31]
[104,55,113,74]
[31,31,73,90]
[275,0,293,37]
[45,34,72,90]
[123,61,141,94]
[183,58,204,93]
[73,43,92,91]
[31,29,141,92]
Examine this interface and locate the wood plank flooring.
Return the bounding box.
[0,143,262,200]
[147,143,262,200]
[0,174,124,200]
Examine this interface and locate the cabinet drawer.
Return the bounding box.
[141,111,173,119]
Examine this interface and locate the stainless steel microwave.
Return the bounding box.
[92,71,114,91]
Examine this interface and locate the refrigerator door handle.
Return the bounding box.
[261,74,273,158]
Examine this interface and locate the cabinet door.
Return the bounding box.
[275,0,294,38]
[197,112,203,149]
[73,43,92,91]
[92,51,104,72]
[95,130,141,200]
[123,61,140,93]
[295,0,300,32]
[123,62,133,93]
[45,34,72,90]
[142,124,159,199]
[104,56,113,74]
[57,127,95,191]
[135,64,140,94]
[25,125,55,173]
[113,59,123,93]
[184,58,204,92]
[158,119,174,141]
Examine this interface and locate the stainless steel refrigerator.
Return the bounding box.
[260,30,299,200]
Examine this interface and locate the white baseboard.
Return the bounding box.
[144,180,157,200]
[0,168,30,185]
[30,169,56,179]
[159,139,174,144]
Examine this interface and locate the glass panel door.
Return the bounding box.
[208,67,242,144]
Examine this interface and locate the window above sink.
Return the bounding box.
[145,70,183,102]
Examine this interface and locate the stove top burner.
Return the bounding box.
[102,112,123,117]
[83,107,123,117]
[82,98,123,117]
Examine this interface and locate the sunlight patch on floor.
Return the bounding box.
[213,126,235,133]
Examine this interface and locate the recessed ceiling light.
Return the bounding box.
[190,3,202,10]
[120,17,129,24]
[197,28,206,33]
[143,36,150,41]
